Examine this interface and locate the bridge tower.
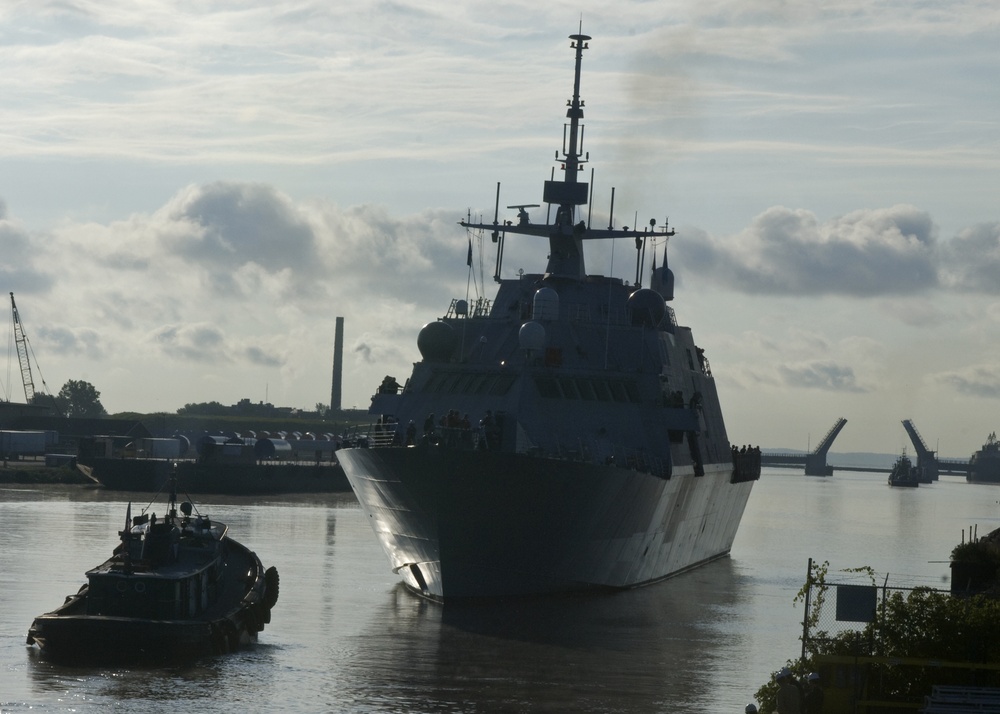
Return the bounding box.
[901,419,939,482]
[805,417,848,476]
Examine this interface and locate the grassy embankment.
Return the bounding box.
[0,462,92,485]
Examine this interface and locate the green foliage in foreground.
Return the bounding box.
[754,558,1000,712]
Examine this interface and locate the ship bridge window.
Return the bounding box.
[534,375,636,401]
[453,373,475,393]
[593,380,612,401]
[442,373,464,393]
[558,377,580,399]
[535,376,561,398]
[424,372,447,393]
[489,374,516,396]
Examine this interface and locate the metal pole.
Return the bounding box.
[801,557,813,663]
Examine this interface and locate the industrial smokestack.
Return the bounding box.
[331,316,344,412]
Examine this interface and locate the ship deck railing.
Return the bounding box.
[441,298,679,330]
[921,685,1000,712]
[344,423,672,479]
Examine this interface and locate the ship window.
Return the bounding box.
[624,381,641,402]
[659,338,671,365]
[593,380,613,401]
[558,377,580,399]
[490,375,515,395]
[535,376,561,399]
[424,372,447,393]
[576,379,597,401]
[475,375,495,394]
[610,381,629,402]
[439,373,460,393]
[453,373,474,393]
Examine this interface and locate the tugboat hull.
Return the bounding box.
[27,494,279,663]
[339,446,752,599]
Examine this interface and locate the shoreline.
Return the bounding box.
[0,462,92,485]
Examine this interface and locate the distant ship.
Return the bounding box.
[968,432,1000,484]
[336,32,760,599]
[887,450,919,488]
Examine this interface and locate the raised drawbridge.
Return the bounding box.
[760,417,847,476]
[900,419,939,482]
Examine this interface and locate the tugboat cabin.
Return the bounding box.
[85,508,226,620]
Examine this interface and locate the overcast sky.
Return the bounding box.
[2,0,1000,457]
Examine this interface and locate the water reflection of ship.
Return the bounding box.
[337,31,759,600]
[968,432,1000,484]
[343,559,746,711]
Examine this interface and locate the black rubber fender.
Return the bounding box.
[263,566,280,611]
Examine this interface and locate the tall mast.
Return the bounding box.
[459,33,674,281]
[10,292,37,403]
[541,33,591,279]
[563,33,588,187]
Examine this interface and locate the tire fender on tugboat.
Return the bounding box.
[263,566,280,612]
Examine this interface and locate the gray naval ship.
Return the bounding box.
[337,32,760,599]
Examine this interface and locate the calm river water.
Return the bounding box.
[2,468,998,712]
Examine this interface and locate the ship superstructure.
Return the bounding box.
[336,33,759,599]
[969,432,1000,483]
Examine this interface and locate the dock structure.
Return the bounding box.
[761,418,847,476]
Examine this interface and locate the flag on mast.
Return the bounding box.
[466,238,473,267]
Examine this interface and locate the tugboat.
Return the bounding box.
[26,476,279,662]
[336,32,760,600]
[888,449,919,488]
[968,432,1000,484]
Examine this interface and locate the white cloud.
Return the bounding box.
[935,365,1000,400]
[674,205,939,295]
[1,0,1000,454]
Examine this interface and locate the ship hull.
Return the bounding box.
[338,444,753,599]
[968,458,1000,484]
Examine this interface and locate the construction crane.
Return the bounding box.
[10,292,50,403]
